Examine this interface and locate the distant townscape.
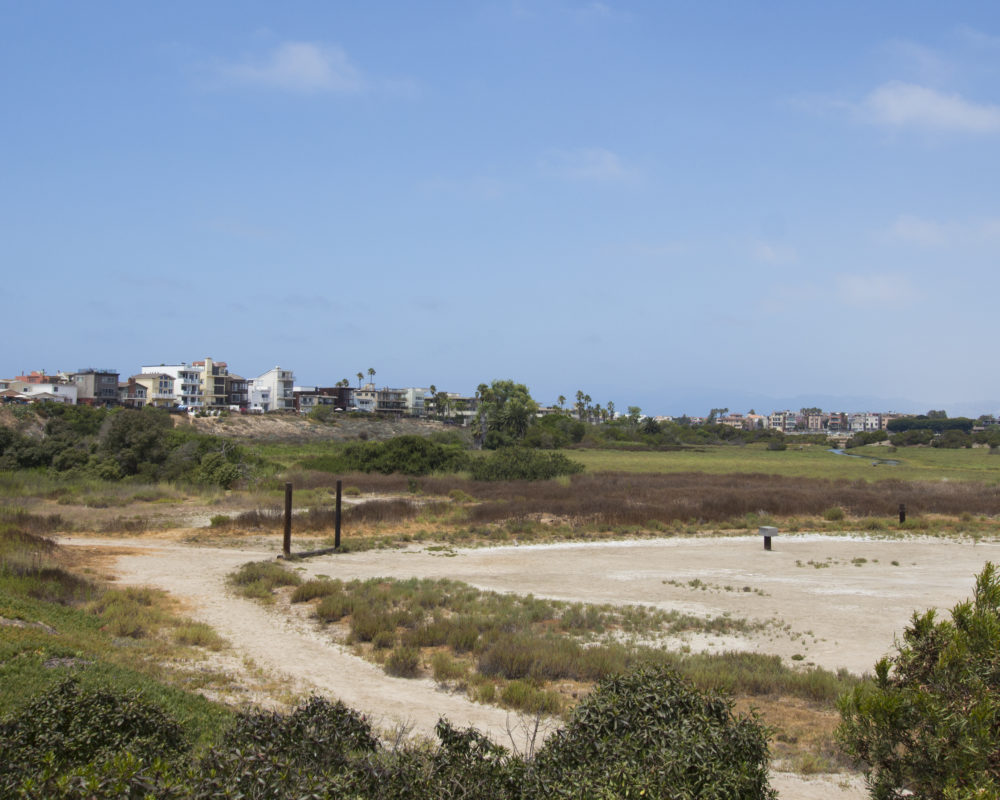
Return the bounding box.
[2,360,995,436]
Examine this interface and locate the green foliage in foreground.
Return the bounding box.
[838,562,1000,799]
[0,666,775,798]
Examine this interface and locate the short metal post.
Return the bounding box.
[335,480,342,549]
[898,503,906,524]
[283,482,293,557]
[760,525,777,551]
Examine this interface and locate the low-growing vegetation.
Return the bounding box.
[0,666,776,799]
[236,566,854,723]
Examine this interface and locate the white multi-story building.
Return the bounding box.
[142,363,204,409]
[249,366,295,412]
[401,388,429,416]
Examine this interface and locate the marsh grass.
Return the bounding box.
[89,587,169,639]
[228,471,1000,544]
[227,560,302,602]
[174,621,226,650]
[262,573,843,716]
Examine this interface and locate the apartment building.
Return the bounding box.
[64,368,120,406]
[131,373,176,408]
[119,377,147,408]
[142,363,204,409]
[827,412,849,432]
[249,366,295,412]
[401,388,429,417]
[292,386,353,413]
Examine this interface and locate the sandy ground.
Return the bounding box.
[61,531,1000,800]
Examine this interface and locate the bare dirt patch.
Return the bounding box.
[61,531,999,799]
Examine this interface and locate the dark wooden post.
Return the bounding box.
[898,503,906,524]
[335,479,342,549]
[283,482,293,557]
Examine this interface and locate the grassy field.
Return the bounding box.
[569,443,1000,483]
[251,436,1000,485]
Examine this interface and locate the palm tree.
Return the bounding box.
[367,367,375,386]
[557,395,566,410]
[356,372,364,389]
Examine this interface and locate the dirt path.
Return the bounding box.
[63,531,1000,800]
[61,535,521,743]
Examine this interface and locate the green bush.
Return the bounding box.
[301,435,469,476]
[227,560,301,601]
[838,563,1000,798]
[469,448,584,481]
[0,679,187,796]
[384,646,421,677]
[526,665,775,798]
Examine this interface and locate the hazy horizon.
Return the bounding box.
[4,2,999,418]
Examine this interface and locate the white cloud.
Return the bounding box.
[883,214,1000,246]
[836,272,917,307]
[752,241,797,265]
[216,42,364,93]
[881,40,954,85]
[541,147,635,181]
[861,81,1000,133]
[884,215,949,246]
[955,25,1000,50]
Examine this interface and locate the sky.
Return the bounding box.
[3,1,1000,417]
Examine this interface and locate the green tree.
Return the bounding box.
[707,407,728,423]
[557,395,566,411]
[356,372,364,388]
[838,563,1000,799]
[606,400,614,421]
[473,380,538,449]
[367,367,376,386]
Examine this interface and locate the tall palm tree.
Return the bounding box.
[356,372,363,389]
[557,395,566,410]
[368,367,375,386]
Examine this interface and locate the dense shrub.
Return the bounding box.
[526,665,775,799]
[0,404,250,487]
[301,435,469,476]
[0,667,777,798]
[846,430,889,448]
[838,563,1000,799]
[0,679,187,796]
[469,448,584,481]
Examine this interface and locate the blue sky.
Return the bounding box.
[3,2,1000,416]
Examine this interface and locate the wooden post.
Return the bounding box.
[283,482,293,557]
[898,503,906,524]
[335,479,342,549]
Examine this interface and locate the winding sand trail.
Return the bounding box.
[62,531,1000,799]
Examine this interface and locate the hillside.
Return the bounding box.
[177,412,459,444]
[0,404,464,445]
